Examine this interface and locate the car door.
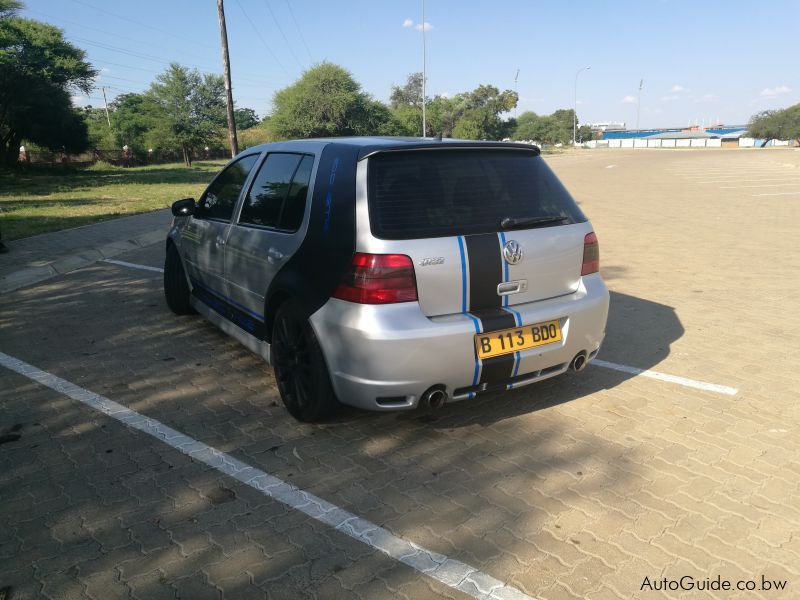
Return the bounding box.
[224,153,316,321]
[181,153,260,297]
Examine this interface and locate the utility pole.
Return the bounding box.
[421,0,427,137]
[217,0,238,157]
[514,69,519,119]
[100,86,111,128]
[636,78,644,131]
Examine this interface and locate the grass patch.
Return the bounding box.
[0,160,227,241]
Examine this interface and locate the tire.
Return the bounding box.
[163,244,196,315]
[272,302,339,422]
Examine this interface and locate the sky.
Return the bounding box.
[22,0,800,129]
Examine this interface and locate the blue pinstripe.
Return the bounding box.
[498,232,522,387]
[458,236,481,397]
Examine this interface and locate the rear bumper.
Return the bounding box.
[309,274,609,411]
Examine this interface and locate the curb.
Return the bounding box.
[0,230,165,294]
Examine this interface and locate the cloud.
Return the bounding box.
[402,18,413,28]
[621,95,637,104]
[670,84,684,93]
[438,91,450,99]
[70,95,87,107]
[760,85,791,98]
[415,21,433,31]
[693,93,718,103]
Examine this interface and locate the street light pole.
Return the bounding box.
[636,78,644,132]
[573,66,590,145]
[421,0,427,137]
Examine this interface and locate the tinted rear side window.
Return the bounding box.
[195,154,259,221]
[240,153,302,228]
[239,153,314,231]
[280,155,314,231]
[367,150,586,239]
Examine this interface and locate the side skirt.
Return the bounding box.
[190,296,272,364]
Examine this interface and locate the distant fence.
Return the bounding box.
[19,148,230,167]
[584,138,796,149]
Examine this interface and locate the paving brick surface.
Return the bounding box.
[2,149,799,598]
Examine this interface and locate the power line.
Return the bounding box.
[27,8,238,72]
[65,34,280,88]
[232,0,291,77]
[260,0,304,70]
[65,0,198,45]
[69,34,225,74]
[93,59,277,90]
[283,0,313,64]
[29,6,282,88]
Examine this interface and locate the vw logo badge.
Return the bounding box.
[503,240,523,265]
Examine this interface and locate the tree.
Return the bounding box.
[512,109,579,145]
[424,84,517,140]
[749,105,800,146]
[146,63,226,166]
[109,93,155,152]
[81,106,115,148]
[267,62,393,139]
[387,72,428,136]
[577,124,593,143]
[0,2,96,165]
[389,72,424,109]
[234,107,260,130]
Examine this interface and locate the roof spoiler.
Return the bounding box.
[358,141,541,161]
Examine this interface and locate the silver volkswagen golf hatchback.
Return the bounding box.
[164,137,609,421]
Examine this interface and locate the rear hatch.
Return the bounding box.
[366,148,589,317]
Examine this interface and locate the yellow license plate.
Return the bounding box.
[474,320,562,359]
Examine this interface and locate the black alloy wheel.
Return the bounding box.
[272,303,338,422]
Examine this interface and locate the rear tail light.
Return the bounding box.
[581,232,599,275]
[333,253,418,304]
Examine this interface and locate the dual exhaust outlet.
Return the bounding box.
[419,350,589,410]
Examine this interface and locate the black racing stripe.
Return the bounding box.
[464,233,503,311]
[463,233,517,385]
[479,354,517,385]
[471,309,516,332]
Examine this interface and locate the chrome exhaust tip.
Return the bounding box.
[570,352,588,372]
[421,386,447,409]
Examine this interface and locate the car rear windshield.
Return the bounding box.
[367,149,587,239]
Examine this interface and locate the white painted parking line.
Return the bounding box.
[592,359,738,396]
[102,259,164,273]
[696,179,799,184]
[683,172,792,177]
[0,351,535,600]
[720,183,800,189]
[752,191,800,197]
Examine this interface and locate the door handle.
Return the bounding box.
[267,247,285,264]
[215,236,226,247]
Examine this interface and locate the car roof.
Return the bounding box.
[244,136,541,160]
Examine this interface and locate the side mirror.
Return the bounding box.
[171,198,195,217]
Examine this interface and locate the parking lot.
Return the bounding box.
[2,148,799,599]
